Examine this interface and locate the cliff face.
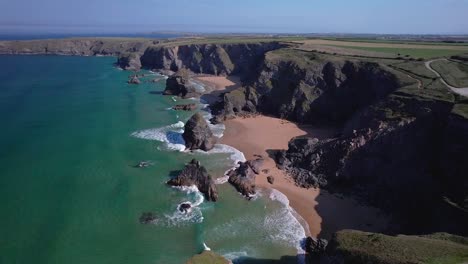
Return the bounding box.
[218,50,407,124]
[211,48,467,234]
[0,39,156,56]
[277,93,468,234]
[140,42,285,78]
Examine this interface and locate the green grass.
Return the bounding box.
[323,37,468,46]
[330,45,468,59]
[431,60,468,87]
[329,230,468,264]
[185,251,230,264]
[156,37,306,47]
[452,100,468,119]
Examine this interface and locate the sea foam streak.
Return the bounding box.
[130,121,186,151]
[268,189,307,263]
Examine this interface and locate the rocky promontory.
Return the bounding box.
[183,112,216,151]
[167,159,218,202]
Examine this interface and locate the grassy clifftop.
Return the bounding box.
[326,230,468,264]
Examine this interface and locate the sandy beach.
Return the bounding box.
[220,115,389,238]
[189,74,389,238]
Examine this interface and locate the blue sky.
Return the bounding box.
[0,0,467,34]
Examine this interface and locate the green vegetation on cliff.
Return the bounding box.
[327,230,468,264]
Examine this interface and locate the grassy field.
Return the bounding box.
[295,39,468,59]
[431,60,468,87]
[323,37,468,46]
[332,46,466,59]
[156,37,308,47]
[329,230,468,264]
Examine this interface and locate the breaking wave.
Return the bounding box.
[130,121,186,151]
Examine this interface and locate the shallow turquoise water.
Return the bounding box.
[0,55,304,264]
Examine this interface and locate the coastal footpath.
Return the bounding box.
[3,37,467,263]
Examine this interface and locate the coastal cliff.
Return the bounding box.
[140,42,285,78]
[0,38,156,56]
[208,48,468,235]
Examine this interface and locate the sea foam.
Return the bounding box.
[161,186,205,226]
[130,121,186,151]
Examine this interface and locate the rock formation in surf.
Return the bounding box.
[163,69,198,98]
[117,52,142,71]
[227,158,263,197]
[167,159,218,202]
[183,112,217,151]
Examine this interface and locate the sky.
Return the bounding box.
[0,0,467,35]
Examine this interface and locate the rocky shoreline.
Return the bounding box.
[5,37,467,262]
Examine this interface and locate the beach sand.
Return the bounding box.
[193,75,242,105]
[190,74,389,238]
[220,115,389,238]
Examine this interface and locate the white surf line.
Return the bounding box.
[425,59,468,97]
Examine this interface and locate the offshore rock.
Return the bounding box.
[183,112,217,151]
[167,159,218,202]
[227,158,264,197]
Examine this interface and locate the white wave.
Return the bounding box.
[130,121,186,151]
[196,144,246,184]
[268,189,307,258]
[161,186,205,226]
[222,251,248,261]
[203,243,211,251]
[189,80,206,93]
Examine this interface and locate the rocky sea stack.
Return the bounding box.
[117,52,142,71]
[227,158,263,197]
[183,112,217,151]
[167,159,218,202]
[163,68,198,98]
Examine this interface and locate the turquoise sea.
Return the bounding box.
[0,55,306,264]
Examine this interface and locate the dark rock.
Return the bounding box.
[172,104,197,111]
[305,236,328,255]
[178,203,192,213]
[139,212,158,224]
[117,53,142,70]
[128,75,141,84]
[183,112,217,151]
[227,159,263,197]
[267,176,275,184]
[247,158,264,174]
[167,159,218,202]
[163,69,198,98]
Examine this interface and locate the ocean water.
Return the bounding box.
[0,55,305,264]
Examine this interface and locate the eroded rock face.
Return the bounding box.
[228,158,263,197]
[167,159,218,202]
[163,69,198,98]
[117,52,141,70]
[305,237,328,256]
[183,113,217,151]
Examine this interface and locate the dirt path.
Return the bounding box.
[425,59,468,97]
